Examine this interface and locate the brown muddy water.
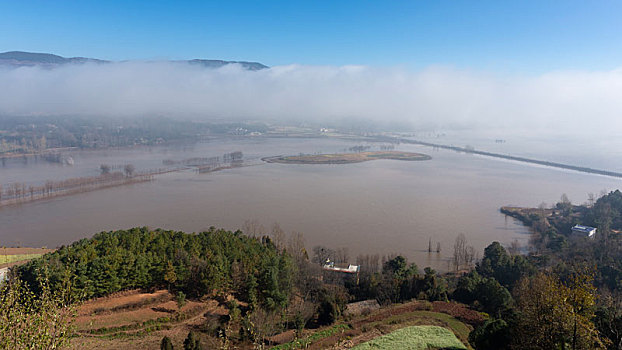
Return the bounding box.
[0,136,619,271]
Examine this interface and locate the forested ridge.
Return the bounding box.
[17,227,293,310]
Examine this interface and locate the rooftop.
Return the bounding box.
[572,225,597,233]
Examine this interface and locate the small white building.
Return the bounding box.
[571,225,597,238]
[322,259,360,273]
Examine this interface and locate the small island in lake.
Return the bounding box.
[263,151,431,164]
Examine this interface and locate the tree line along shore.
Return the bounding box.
[0,147,428,210]
[0,151,246,209]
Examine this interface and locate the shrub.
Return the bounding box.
[176,291,186,309]
[183,331,202,350]
[468,319,511,350]
[161,336,174,350]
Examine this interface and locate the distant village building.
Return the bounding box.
[322,259,361,284]
[571,225,597,238]
[322,259,360,274]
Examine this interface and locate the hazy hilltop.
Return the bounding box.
[0,51,268,70]
[186,58,267,70]
[0,51,108,66]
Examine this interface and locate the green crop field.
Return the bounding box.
[0,254,43,265]
[352,325,466,350]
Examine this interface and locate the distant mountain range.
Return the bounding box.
[0,51,268,70]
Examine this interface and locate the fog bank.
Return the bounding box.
[1,62,621,132]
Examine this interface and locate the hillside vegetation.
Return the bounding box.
[8,226,475,349]
[17,227,293,310]
[352,325,466,350]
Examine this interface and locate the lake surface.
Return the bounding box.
[1,135,620,271]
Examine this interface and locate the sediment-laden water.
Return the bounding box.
[1,135,619,271]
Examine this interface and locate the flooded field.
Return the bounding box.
[1,136,619,271]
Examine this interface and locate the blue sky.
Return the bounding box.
[1,1,621,72]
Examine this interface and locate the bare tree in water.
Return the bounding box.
[452,234,475,271]
[100,164,111,175]
[124,164,135,177]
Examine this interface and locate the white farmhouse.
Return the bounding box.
[571,225,597,238]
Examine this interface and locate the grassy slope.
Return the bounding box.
[0,248,55,268]
[352,325,466,350]
[0,253,45,265]
[368,310,472,342]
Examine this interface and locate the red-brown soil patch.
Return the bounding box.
[432,301,486,326]
[268,329,296,345]
[357,300,433,324]
[79,289,170,316]
[66,289,227,350]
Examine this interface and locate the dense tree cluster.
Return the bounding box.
[465,242,606,349]
[341,253,448,305]
[17,227,294,310]
[496,190,622,349]
[587,189,622,232]
[453,271,512,316]
[476,241,536,289]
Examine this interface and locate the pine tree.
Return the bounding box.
[160,336,174,350]
[183,331,202,350]
[164,260,177,289]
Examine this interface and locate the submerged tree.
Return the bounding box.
[124,163,135,177]
[100,164,111,175]
[452,234,476,271]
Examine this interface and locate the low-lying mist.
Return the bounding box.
[1,62,621,133]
